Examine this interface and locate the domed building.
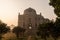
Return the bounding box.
[18,7,50,36]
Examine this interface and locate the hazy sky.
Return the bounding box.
[0,0,56,26]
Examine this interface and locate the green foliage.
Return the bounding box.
[37,23,50,40]
[37,20,60,40]
[49,0,60,39]
[0,20,10,40]
[53,18,60,38]
[12,26,25,38]
[49,0,60,17]
[0,23,10,34]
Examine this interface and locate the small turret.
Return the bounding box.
[40,12,42,16]
[18,12,20,15]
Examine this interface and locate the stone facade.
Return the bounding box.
[18,7,50,36]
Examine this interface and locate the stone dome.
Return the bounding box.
[24,7,36,15]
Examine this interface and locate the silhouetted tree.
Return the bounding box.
[12,26,25,38]
[47,20,60,40]
[49,0,60,17]
[0,20,10,40]
[48,21,57,40]
[37,23,50,40]
[52,18,60,40]
[49,0,60,40]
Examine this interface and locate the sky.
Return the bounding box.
[0,0,57,26]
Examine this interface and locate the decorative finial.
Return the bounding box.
[18,12,20,15]
[40,12,41,16]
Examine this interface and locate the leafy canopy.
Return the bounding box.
[49,0,60,17]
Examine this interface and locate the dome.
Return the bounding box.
[24,7,36,15]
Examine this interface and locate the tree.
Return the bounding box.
[47,20,60,40]
[49,0,60,17]
[37,23,50,40]
[0,21,10,40]
[49,0,60,40]
[12,26,25,38]
[52,18,60,40]
[37,21,58,40]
